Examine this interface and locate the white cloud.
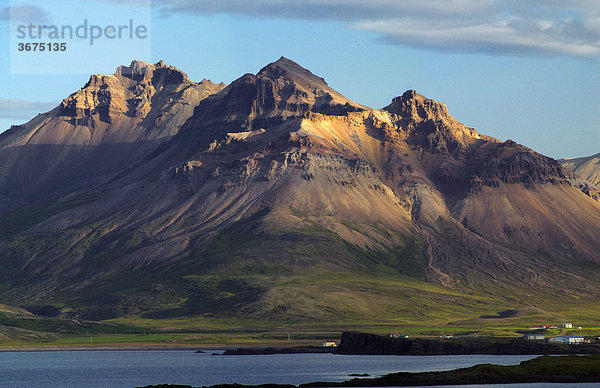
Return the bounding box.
[155,0,600,59]
[0,98,57,119]
[358,16,600,57]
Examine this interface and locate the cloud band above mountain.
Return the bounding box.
[155,0,600,59]
[0,98,56,119]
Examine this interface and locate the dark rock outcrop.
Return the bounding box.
[467,140,570,188]
[336,331,600,355]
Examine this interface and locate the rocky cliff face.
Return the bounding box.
[60,61,188,123]
[55,59,225,143]
[467,140,570,187]
[0,58,599,322]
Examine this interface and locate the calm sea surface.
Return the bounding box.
[0,350,596,388]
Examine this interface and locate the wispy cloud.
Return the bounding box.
[155,0,600,59]
[0,98,57,119]
[2,4,52,25]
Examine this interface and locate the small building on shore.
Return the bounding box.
[549,336,584,344]
[562,323,573,329]
[522,333,545,341]
[322,340,337,347]
[528,324,558,330]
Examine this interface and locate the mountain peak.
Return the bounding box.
[181,57,366,132]
[260,56,307,71]
[258,56,329,88]
[116,59,153,75]
[115,59,190,84]
[266,56,300,68]
[384,90,450,120]
[54,59,224,136]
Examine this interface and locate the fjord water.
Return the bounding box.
[0,350,587,388]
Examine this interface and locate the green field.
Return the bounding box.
[2,301,600,349]
[2,265,600,349]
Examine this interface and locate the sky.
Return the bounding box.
[0,0,598,159]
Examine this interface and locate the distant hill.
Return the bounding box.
[560,153,600,186]
[559,153,600,202]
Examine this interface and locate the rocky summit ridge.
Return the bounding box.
[178,57,366,136]
[0,58,599,322]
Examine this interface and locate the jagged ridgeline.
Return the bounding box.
[0,57,599,321]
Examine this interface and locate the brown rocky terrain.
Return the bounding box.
[0,57,599,322]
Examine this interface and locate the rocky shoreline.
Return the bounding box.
[335,331,600,355]
[220,346,334,355]
[219,331,600,356]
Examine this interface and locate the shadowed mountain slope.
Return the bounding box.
[0,60,225,209]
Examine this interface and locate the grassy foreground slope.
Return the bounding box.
[2,194,600,328]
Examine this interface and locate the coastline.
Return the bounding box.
[0,344,211,352]
[0,339,322,352]
[4,330,599,355]
[136,354,600,388]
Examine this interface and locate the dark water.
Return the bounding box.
[0,350,595,388]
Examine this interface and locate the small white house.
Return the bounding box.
[522,333,545,341]
[562,323,573,329]
[549,336,584,344]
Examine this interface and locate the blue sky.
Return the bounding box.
[0,0,598,159]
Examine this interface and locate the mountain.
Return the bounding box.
[1,58,599,323]
[0,60,225,211]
